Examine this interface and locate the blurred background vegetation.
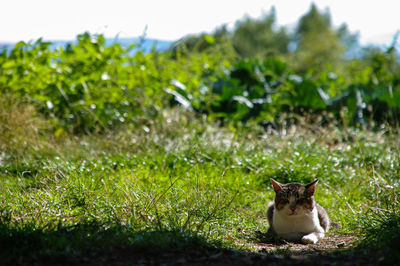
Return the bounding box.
[1,4,399,134]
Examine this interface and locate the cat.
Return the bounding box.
[266,178,330,244]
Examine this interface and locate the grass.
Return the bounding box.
[1,99,400,264]
[355,186,400,264]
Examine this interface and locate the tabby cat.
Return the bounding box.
[266,178,330,244]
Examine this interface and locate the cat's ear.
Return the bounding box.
[270,178,282,192]
[306,179,318,195]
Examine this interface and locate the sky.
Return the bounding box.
[1,0,399,46]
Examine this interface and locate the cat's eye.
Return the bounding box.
[279,198,289,204]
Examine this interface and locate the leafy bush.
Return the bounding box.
[1,33,399,133]
[0,33,224,133]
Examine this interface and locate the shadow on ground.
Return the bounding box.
[0,222,374,265]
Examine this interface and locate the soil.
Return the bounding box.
[36,234,373,266]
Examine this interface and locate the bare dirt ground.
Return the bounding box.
[253,233,358,254]
[43,234,373,266]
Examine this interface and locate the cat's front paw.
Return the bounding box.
[301,234,318,244]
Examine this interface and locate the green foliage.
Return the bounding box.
[0,33,229,133]
[1,32,399,132]
[174,4,359,76]
[193,56,399,126]
[290,3,353,74]
[232,8,290,58]
[169,26,236,59]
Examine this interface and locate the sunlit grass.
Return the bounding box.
[0,108,399,263]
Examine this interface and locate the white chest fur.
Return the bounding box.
[273,208,323,241]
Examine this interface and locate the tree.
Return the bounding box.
[291,4,356,74]
[232,8,290,58]
[168,25,235,59]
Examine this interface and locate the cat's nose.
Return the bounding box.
[290,206,296,212]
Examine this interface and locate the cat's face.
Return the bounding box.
[271,179,317,216]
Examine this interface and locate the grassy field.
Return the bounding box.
[1,99,399,264]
